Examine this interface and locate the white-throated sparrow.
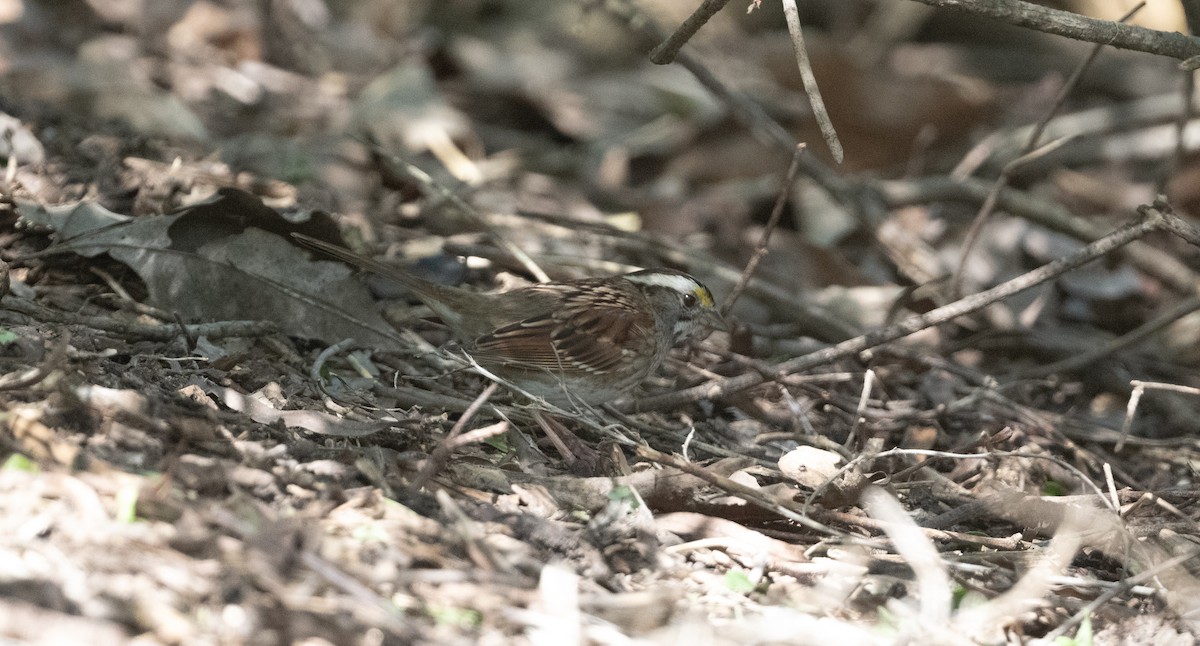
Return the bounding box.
[293,233,722,406]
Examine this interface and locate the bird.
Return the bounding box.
[292,233,723,407]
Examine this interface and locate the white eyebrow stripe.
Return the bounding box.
[625,272,700,293]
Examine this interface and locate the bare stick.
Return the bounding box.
[1025,2,1145,152]
[843,369,876,451]
[408,382,499,492]
[880,176,1200,294]
[721,144,805,317]
[648,0,733,64]
[595,0,864,219]
[365,141,551,284]
[906,0,1200,60]
[1117,379,1200,452]
[1016,294,1200,379]
[1042,548,1200,641]
[951,3,1142,297]
[863,487,952,626]
[311,338,359,401]
[1,296,277,341]
[635,444,844,537]
[950,136,1073,298]
[633,202,1172,411]
[781,0,843,163]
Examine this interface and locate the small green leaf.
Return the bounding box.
[427,605,482,628]
[0,329,18,345]
[2,453,38,472]
[1042,480,1069,496]
[1055,613,1092,646]
[951,583,968,609]
[115,485,140,523]
[352,523,389,542]
[724,570,756,594]
[607,484,639,510]
[483,434,510,452]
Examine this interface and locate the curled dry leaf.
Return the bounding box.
[779,445,843,489]
[207,385,390,437]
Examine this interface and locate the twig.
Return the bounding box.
[172,312,197,352]
[843,368,876,450]
[310,337,360,402]
[1118,380,1200,452]
[1,296,277,341]
[906,0,1200,60]
[954,91,1187,176]
[1025,2,1144,152]
[595,0,865,221]
[0,329,68,391]
[951,3,1142,297]
[635,445,845,538]
[408,382,500,492]
[880,175,1200,294]
[1042,548,1200,641]
[781,0,843,163]
[1103,463,1119,512]
[673,50,854,203]
[813,507,1024,550]
[950,136,1073,298]
[88,266,135,303]
[1160,69,1195,193]
[952,516,1083,642]
[720,144,805,317]
[633,202,1173,411]
[648,0,733,64]
[887,448,1112,508]
[1016,294,1200,379]
[863,487,951,626]
[299,551,408,635]
[436,489,517,574]
[365,141,550,284]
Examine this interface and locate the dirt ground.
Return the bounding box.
[4,1,1200,644]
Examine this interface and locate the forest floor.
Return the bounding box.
[3,1,1200,644]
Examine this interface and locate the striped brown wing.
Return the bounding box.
[470,285,654,375]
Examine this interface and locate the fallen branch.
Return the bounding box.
[908,0,1200,60]
[635,200,1187,411]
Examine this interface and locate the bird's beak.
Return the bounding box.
[704,308,729,332]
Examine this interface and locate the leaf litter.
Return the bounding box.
[1,1,1200,645]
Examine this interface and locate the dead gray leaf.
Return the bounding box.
[210,385,390,437]
[779,446,843,489]
[29,199,402,349]
[16,199,132,238]
[0,113,46,164]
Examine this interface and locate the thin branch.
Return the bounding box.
[950,136,1073,298]
[1016,294,1200,380]
[907,0,1200,60]
[879,176,1200,294]
[594,0,870,222]
[648,0,733,64]
[950,2,1142,298]
[1024,1,1145,151]
[1,296,278,341]
[635,444,847,538]
[408,382,500,492]
[366,141,551,284]
[782,0,843,163]
[721,144,805,317]
[633,202,1176,411]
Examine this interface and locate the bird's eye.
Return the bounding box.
[682,293,698,308]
